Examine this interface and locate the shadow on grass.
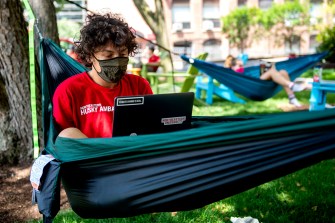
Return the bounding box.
[206,159,335,223]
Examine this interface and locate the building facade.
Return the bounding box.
[168,0,327,62]
[59,0,329,64]
[56,0,87,24]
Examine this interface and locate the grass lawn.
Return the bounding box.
[29,70,335,223]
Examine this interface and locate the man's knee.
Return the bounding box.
[58,127,88,138]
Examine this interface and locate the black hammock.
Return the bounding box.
[34,39,335,221]
[181,52,327,101]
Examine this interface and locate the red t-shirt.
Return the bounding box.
[148,54,160,72]
[53,72,153,138]
[234,67,245,73]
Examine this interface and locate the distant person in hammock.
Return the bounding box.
[224,55,244,73]
[224,55,235,69]
[260,62,307,107]
[52,12,153,139]
[226,55,306,107]
[233,59,245,73]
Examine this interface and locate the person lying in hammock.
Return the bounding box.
[52,12,153,139]
[260,62,307,107]
[224,55,245,73]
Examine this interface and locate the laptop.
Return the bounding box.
[112,92,194,137]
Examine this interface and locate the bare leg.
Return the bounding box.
[260,65,301,107]
[278,70,294,96]
[260,66,292,88]
[279,69,290,81]
[58,127,88,138]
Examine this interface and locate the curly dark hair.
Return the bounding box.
[75,13,138,67]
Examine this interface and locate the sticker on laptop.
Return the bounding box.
[117,97,144,106]
[161,116,186,125]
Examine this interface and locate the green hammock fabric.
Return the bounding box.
[36,38,335,220]
[39,38,88,145]
[181,52,327,101]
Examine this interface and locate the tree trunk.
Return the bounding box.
[0,0,32,164]
[29,0,59,45]
[28,0,60,152]
[133,0,172,71]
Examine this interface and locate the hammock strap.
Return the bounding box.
[22,0,39,158]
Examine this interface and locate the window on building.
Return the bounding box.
[173,40,192,56]
[238,0,247,7]
[259,0,273,10]
[203,39,222,60]
[172,0,191,30]
[309,34,319,53]
[202,0,221,29]
[285,35,300,54]
[310,0,323,23]
[173,40,193,70]
[55,0,86,24]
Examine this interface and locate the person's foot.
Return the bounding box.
[325,103,335,109]
[289,97,302,107]
[294,78,313,90]
[290,82,306,92]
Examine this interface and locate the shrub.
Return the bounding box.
[317,26,335,63]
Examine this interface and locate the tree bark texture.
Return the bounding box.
[0,0,32,164]
[29,0,59,45]
[28,0,60,153]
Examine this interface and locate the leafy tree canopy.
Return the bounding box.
[57,19,81,39]
[265,0,309,27]
[317,26,335,62]
[222,7,262,52]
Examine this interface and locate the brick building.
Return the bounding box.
[59,0,329,65]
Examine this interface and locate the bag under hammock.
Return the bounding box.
[181,52,327,101]
[34,39,335,221]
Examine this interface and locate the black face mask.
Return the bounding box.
[93,57,129,83]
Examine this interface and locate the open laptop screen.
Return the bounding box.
[112,92,194,137]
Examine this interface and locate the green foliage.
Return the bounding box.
[221,7,262,53]
[54,0,66,13]
[262,0,310,51]
[57,19,81,51]
[301,68,335,80]
[266,0,309,26]
[259,9,276,31]
[222,0,313,54]
[317,26,335,62]
[57,19,81,39]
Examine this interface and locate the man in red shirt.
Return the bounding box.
[53,13,153,138]
[144,46,160,72]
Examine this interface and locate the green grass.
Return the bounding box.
[301,68,335,81]
[28,72,335,223]
[193,90,334,117]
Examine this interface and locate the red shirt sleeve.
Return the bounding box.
[52,83,75,132]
